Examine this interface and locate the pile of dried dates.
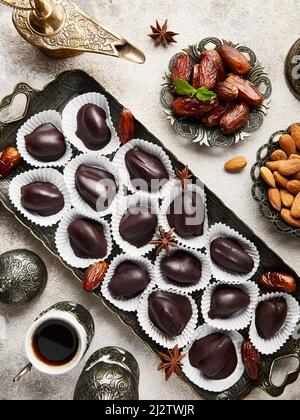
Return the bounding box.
[171,42,264,135]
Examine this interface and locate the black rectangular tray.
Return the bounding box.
[0,70,299,400]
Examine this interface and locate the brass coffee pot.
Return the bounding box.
[0,0,145,63]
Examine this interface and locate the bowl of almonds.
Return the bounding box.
[252,123,300,238]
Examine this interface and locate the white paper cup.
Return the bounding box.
[16,110,72,168]
[182,324,244,393]
[62,92,120,155]
[9,168,71,227]
[55,209,112,269]
[201,281,260,331]
[136,287,198,349]
[101,254,156,313]
[64,152,124,217]
[249,293,300,355]
[154,247,212,295]
[113,138,175,198]
[207,223,260,284]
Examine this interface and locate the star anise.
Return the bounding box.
[150,226,177,255]
[175,165,193,187]
[158,345,186,381]
[148,20,179,48]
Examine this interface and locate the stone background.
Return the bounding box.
[0,0,300,400]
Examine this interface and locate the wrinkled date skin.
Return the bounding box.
[171,53,193,85]
[83,261,109,292]
[220,102,249,135]
[228,75,264,107]
[219,44,250,76]
[119,108,135,144]
[201,50,226,82]
[0,147,22,177]
[201,104,228,128]
[172,97,219,118]
[259,272,296,293]
[242,340,261,381]
[192,55,217,90]
[215,80,239,102]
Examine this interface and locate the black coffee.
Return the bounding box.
[33,319,79,366]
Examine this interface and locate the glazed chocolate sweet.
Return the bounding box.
[160,251,202,286]
[25,123,66,162]
[209,286,250,319]
[68,218,107,259]
[21,182,64,217]
[76,104,111,151]
[108,261,150,299]
[189,333,238,380]
[125,147,169,191]
[119,206,158,248]
[148,291,192,337]
[167,191,205,238]
[255,297,288,339]
[75,165,117,211]
[210,237,254,274]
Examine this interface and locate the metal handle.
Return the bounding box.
[13,363,33,382]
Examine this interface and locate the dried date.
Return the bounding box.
[192,55,217,90]
[201,49,226,82]
[242,340,261,381]
[219,44,250,76]
[228,75,264,107]
[171,53,193,85]
[258,272,296,293]
[0,147,22,177]
[83,261,109,292]
[220,102,249,135]
[119,108,135,144]
[172,96,219,118]
[201,104,228,128]
[215,80,239,102]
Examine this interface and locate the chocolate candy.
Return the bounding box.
[76,104,111,151]
[210,237,254,274]
[108,261,150,299]
[119,206,158,248]
[75,164,117,211]
[255,297,288,339]
[68,218,107,259]
[148,291,192,337]
[209,286,250,319]
[161,251,202,286]
[25,123,66,162]
[167,191,205,238]
[189,333,238,380]
[125,147,169,191]
[21,182,64,217]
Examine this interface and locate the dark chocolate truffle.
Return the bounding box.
[119,206,158,248]
[161,251,202,286]
[210,237,254,274]
[255,297,288,339]
[108,261,150,299]
[148,291,192,337]
[25,123,66,162]
[76,104,111,151]
[189,333,238,380]
[75,164,117,211]
[21,182,64,217]
[209,286,250,319]
[68,218,107,259]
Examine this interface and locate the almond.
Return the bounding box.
[224,156,247,173]
[287,180,300,195]
[281,208,300,228]
[260,167,276,187]
[274,171,289,188]
[268,188,282,211]
[271,150,287,161]
[278,159,300,176]
[293,171,300,181]
[291,193,300,219]
[290,124,300,151]
[279,134,297,156]
[280,189,294,208]
[266,161,281,172]
[288,154,300,160]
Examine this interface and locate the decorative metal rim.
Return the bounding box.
[251,124,300,240]
[161,37,272,148]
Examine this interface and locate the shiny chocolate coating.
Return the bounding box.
[148,291,192,337]
[167,191,205,238]
[21,182,64,217]
[189,333,238,380]
[75,164,117,211]
[108,261,150,299]
[210,237,254,274]
[161,251,202,286]
[209,286,250,319]
[119,206,158,248]
[68,218,107,259]
[25,123,66,162]
[125,147,169,191]
[76,104,111,151]
[255,297,288,339]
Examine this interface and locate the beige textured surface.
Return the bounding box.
[0,0,300,401]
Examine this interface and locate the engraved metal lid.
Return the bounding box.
[285,39,300,101]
